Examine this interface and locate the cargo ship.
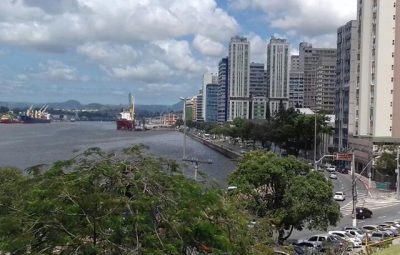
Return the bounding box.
[20,105,51,124]
[116,94,135,130]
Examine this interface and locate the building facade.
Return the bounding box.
[266,37,290,115]
[249,62,266,97]
[217,57,229,124]
[251,96,267,120]
[300,43,336,113]
[354,0,396,137]
[289,55,304,108]
[195,90,204,122]
[205,84,219,122]
[191,96,198,122]
[228,36,250,121]
[202,73,218,120]
[335,20,358,150]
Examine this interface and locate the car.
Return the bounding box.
[239,149,246,154]
[329,173,338,179]
[307,234,346,252]
[333,191,346,201]
[383,221,400,228]
[369,231,391,243]
[328,231,362,248]
[356,207,373,219]
[294,241,322,254]
[362,225,379,233]
[346,229,368,245]
[327,166,336,172]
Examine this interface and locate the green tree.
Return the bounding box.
[375,152,397,176]
[0,106,9,114]
[175,118,184,127]
[229,151,341,244]
[0,147,255,254]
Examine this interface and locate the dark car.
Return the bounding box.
[356,207,373,219]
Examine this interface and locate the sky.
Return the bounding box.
[0,0,357,105]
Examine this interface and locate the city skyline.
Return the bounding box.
[0,0,356,105]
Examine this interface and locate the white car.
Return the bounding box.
[327,166,336,172]
[329,173,338,179]
[329,231,362,248]
[346,229,367,244]
[333,191,346,201]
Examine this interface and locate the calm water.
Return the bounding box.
[0,122,236,185]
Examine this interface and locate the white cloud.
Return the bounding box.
[230,0,356,42]
[192,35,225,57]
[37,60,78,81]
[77,42,138,65]
[247,33,267,63]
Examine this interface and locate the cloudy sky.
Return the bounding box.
[0,0,356,105]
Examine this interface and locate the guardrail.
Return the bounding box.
[354,235,400,254]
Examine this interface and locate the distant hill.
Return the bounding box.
[0,100,183,113]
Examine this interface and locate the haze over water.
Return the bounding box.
[0,122,235,185]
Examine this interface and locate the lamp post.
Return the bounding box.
[314,113,317,171]
[180,97,190,159]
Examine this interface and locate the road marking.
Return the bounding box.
[378,216,387,219]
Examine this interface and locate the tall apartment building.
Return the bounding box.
[217,57,229,124]
[289,55,304,108]
[202,73,218,120]
[335,20,358,150]
[249,63,266,97]
[205,84,219,122]
[354,0,396,137]
[266,37,290,115]
[228,36,250,121]
[300,43,336,113]
[251,96,268,119]
[195,90,204,122]
[191,96,197,122]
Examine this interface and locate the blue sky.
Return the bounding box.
[0,0,356,105]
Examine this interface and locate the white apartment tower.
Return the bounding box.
[202,73,218,120]
[355,0,396,137]
[228,36,250,121]
[266,37,290,114]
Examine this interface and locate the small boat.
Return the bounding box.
[116,94,135,130]
[0,114,20,124]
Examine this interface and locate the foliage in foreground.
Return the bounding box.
[229,151,341,244]
[0,146,262,255]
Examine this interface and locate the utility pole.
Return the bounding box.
[351,153,357,227]
[314,114,317,171]
[182,157,212,181]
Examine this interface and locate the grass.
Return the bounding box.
[374,245,400,255]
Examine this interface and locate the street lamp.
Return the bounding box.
[180,97,190,159]
[314,113,318,171]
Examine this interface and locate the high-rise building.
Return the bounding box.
[266,37,290,115]
[217,57,229,124]
[205,84,219,123]
[354,0,396,137]
[202,73,218,120]
[191,96,198,122]
[228,36,250,121]
[196,90,204,122]
[251,96,267,120]
[250,63,266,97]
[335,20,358,150]
[289,55,304,108]
[300,43,336,113]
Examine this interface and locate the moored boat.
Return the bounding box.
[20,105,51,124]
[116,94,135,130]
[0,114,20,124]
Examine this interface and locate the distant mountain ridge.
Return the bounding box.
[0,100,183,113]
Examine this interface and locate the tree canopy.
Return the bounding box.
[0,146,262,255]
[229,151,341,244]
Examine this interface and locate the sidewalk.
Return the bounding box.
[355,173,397,200]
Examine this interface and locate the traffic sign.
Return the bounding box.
[335,153,353,161]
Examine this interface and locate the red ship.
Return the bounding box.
[0,114,20,124]
[116,94,135,131]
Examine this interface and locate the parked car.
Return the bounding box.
[329,173,338,179]
[327,166,336,172]
[362,225,379,233]
[356,207,373,219]
[369,231,391,243]
[294,241,322,254]
[307,234,346,252]
[383,221,400,228]
[333,191,346,201]
[346,229,368,244]
[329,231,362,248]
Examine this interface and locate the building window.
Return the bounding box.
[392,77,394,82]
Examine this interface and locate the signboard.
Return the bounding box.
[335,153,353,161]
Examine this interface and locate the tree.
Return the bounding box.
[175,118,184,127]
[375,152,397,176]
[0,106,9,114]
[0,147,255,254]
[229,151,341,244]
